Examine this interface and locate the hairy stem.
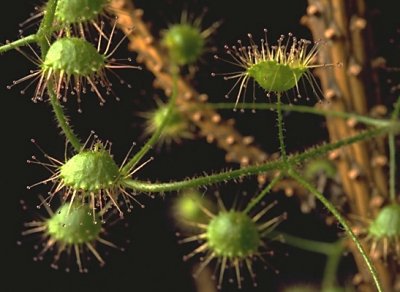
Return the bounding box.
[0,35,37,54]
[276,93,288,164]
[48,83,82,151]
[208,102,390,127]
[289,170,382,292]
[122,126,390,192]
[36,0,58,58]
[34,0,82,151]
[244,174,282,214]
[121,69,178,176]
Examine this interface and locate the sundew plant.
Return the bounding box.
[2,0,400,291]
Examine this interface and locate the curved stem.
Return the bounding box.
[322,241,344,291]
[269,231,338,255]
[121,69,179,175]
[244,174,282,214]
[0,35,37,54]
[122,126,389,193]
[122,159,283,193]
[276,93,288,165]
[207,102,389,127]
[268,231,344,290]
[48,83,82,151]
[289,170,382,292]
[0,0,63,55]
[36,0,58,58]
[34,0,82,151]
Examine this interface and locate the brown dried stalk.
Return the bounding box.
[302,0,392,290]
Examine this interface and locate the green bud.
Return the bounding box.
[369,204,400,239]
[43,37,105,77]
[162,23,205,65]
[60,144,120,192]
[47,203,102,244]
[207,211,260,258]
[55,0,108,25]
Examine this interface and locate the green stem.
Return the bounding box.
[36,0,58,58]
[122,160,282,192]
[0,0,64,55]
[207,103,389,127]
[0,35,37,54]
[276,93,288,164]
[244,174,282,213]
[35,0,82,151]
[289,170,382,292]
[322,241,344,290]
[48,83,82,151]
[121,68,179,176]
[269,231,338,255]
[1,1,80,150]
[267,231,344,290]
[122,126,390,193]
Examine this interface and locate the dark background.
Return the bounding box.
[1,1,398,291]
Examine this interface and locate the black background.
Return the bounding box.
[1,1,398,291]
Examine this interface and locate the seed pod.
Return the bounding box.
[22,201,119,272]
[142,100,193,146]
[35,37,110,104]
[55,0,109,25]
[47,203,102,244]
[10,29,140,105]
[162,23,205,66]
[60,144,120,192]
[56,142,126,216]
[162,11,219,66]
[179,194,285,289]
[214,30,333,107]
[171,189,215,230]
[367,203,400,260]
[27,137,146,218]
[207,211,261,258]
[42,37,106,77]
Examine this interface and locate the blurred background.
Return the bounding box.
[1,0,398,291]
